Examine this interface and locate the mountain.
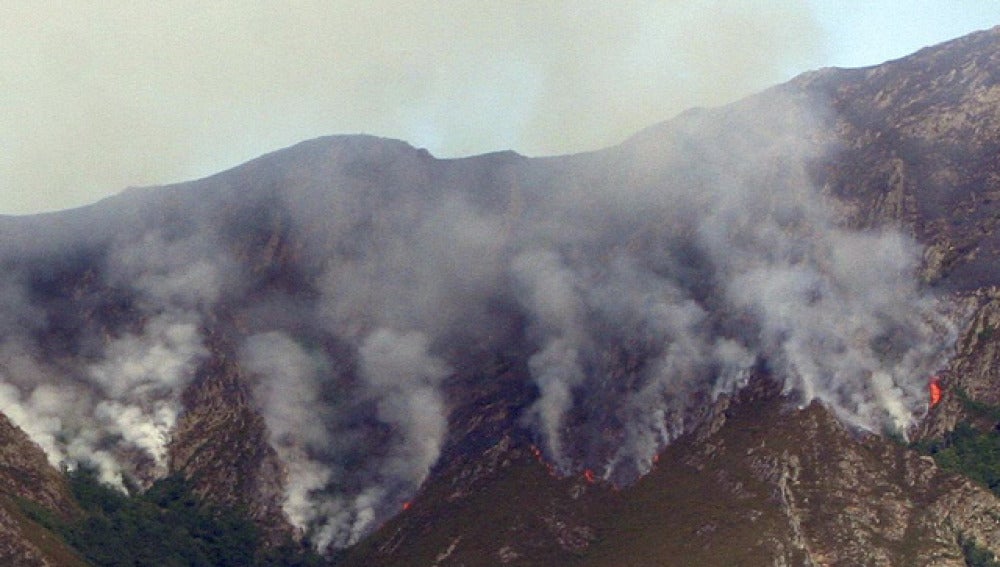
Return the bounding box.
[1,26,1000,566]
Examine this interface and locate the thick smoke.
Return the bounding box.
[357,329,449,489]
[0,228,228,485]
[240,328,449,548]
[511,249,589,469]
[0,91,956,550]
[239,333,333,539]
[224,98,951,550]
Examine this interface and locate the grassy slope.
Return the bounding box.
[342,384,996,566]
[0,497,90,567]
[341,395,807,566]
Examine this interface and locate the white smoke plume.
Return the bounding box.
[358,329,450,489]
[0,228,225,485]
[511,249,588,471]
[87,313,206,469]
[239,332,332,536]
[240,327,449,549]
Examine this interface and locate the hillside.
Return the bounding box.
[0,26,999,566]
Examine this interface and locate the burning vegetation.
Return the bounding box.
[930,376,943,407]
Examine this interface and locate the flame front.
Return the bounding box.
[929,376,942,407]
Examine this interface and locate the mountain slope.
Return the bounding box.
[343,377,1000,566]
[341,26,1000,565]
[0,26,1000,567]
[0,414,86,566]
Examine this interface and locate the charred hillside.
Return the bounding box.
[0,25,1000,566]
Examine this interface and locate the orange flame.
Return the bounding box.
[929,376,942,407]
[529,445,559,478]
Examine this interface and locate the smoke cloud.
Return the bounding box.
[0,226,230,485]
[239,332,333,541]
[0,84,956,550]
[239,328,449,548]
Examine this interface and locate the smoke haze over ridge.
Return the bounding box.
[4,1,998,215]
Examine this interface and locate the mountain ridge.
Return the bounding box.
[1,26,1000,566]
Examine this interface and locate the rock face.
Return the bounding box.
[0,413,77,519]
[167,339,293,545]
[1,26,1000,567]
[803,28,1000,290]
[0,414,85,566]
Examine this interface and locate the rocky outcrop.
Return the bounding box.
[168,337,294,545]
[917,289,1000,441]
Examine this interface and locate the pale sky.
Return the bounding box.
[2,1,998,215]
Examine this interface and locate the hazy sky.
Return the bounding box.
[2,1,998,215]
